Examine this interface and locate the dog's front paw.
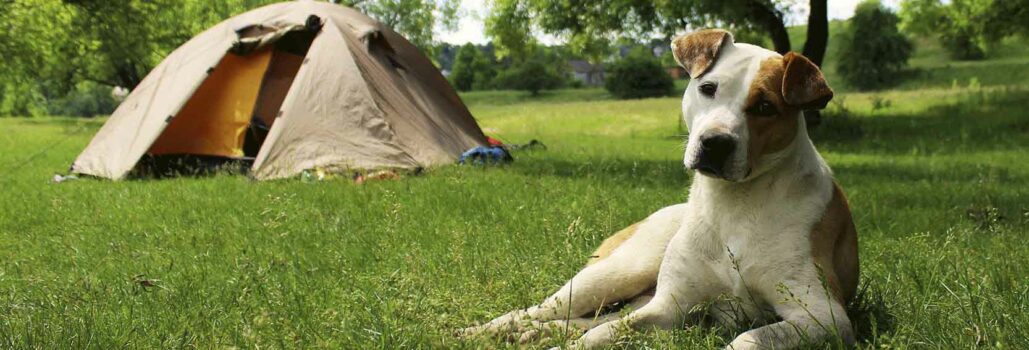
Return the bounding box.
[515,320,588,344]
[724,333,762,350]
[546,341,581,350]
[454,325,482,339]
[454,310,527,340]
[515,326,548,344]
[567,322,619,349]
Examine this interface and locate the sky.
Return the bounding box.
[438,0,902,45]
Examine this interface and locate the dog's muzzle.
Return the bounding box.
[691,133,736,179]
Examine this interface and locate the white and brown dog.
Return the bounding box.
[460,29,859,350]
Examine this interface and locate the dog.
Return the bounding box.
[459,29,859,350]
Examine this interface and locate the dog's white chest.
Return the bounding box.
[678,175,830,305]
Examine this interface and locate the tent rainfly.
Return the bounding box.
[71,0,487,180]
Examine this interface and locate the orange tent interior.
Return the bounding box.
[149,50,272,158]
[147,48,305,158]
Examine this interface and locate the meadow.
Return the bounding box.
[1,36,1028,348]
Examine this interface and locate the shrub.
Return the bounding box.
[449,44,495,92]
[837,0,913,90]
[903,0,985,60]
[46,82,119,118]
[493,57,564,96]
[898,0,1025,60]
[605,48,673,99]
[0,82,46,117]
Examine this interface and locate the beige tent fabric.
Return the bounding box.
[71,23,236,179]
[71,1,487,180]
[149,50,274,158]
[252,51,305,127]
[250,20,418,179]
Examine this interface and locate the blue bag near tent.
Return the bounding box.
[458,146,513,165]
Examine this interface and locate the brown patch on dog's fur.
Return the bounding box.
[745,57,799,172]
[672,29,733,79]
[744,52,834,172]
[782,52,834,110]
[810,182,860,303]
[587,222,641,265]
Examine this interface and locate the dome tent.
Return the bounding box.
[71,0,487,180]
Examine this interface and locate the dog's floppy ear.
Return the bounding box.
[782,52,834,110]
[671,29,734,79]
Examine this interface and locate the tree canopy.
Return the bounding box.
[605,48,674,99]
[900,0,1029,60]
[493,52,565,96]
[340,0,459,52]
[837,0,912,90]
[449,44,497,91]
[0,0,457,116]
[485,0,831,66]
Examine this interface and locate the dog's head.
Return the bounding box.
[673,29,833,182]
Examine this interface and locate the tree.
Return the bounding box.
[837,1,912,90]
[485,0,830,66]
[340,0,459,53]
[0,0,458,117]
[0,0,78,116]
[61,0,455,89]
[485,0,832,126]
[605,48,674,99]
[66,0,179,89]
[803,0,829,66]
[449,44,497,91]
[0,0,281,116]
[59,0,288,90]
[900,0,1029,60]
[471,48,499,91]
[494,58,564,96]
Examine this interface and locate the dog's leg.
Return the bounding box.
[459,205,685,339]
[561,222,724,349]
[514,312,624,344]
[565,292,698,349]
[725,281,854,350]
[515,294,654,343]
[457,254,658,337]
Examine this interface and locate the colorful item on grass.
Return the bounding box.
[459,146,513,165]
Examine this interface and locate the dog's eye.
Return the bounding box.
[749,100,777,116]
[698,82,718,97]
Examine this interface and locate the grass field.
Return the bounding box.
[2,39,1029,348]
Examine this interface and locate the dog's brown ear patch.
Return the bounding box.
[672,29,734,79]
[782,52,833,110]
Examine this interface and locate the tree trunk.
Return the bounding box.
[767,22,791,55]
[115,62,143,90]
[747,1,791,54]
[802,0,830,128]
[802,0,829,66]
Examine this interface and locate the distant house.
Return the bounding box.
[569,60,605,86]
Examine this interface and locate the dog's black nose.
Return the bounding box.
[694,134,736,177]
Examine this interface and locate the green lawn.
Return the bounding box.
[2,46,1029,348]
